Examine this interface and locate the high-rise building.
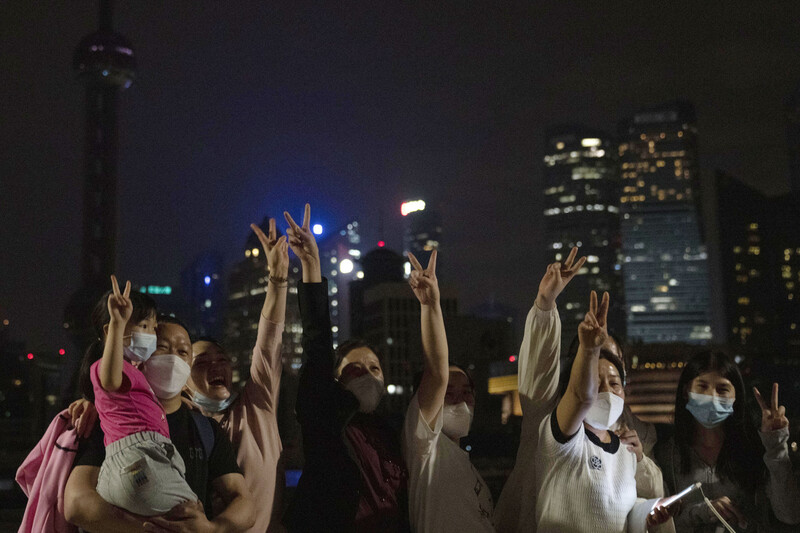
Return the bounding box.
[350,247,457,416]
[401,199,442,269]
[706,172,800,358]
[543,126,624,348]
[617,101,714,343]
[181,251,225,339]
[224,218,303,383]
[62,1,136,405]
[317,220,364,345]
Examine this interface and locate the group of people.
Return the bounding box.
[16,204,800,532]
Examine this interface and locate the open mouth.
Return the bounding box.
[208,376,227,387]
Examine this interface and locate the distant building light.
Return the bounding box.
[313,224,323,235]
[465,444,473,452]
[356,271,364,279]
[145,286,172,295]
[330,257,337,264]
[245,249,252,258]
[339,258,354,274]
[401,199,426,216]
[587,255,599,263]
[58,348,66,355]
[509,355,516,362]
[581,138,601,147]
[387,384,397,394]
[204,276,211,286]
[378,240,386,248]
[555,141,565,150]
[27,353,34,360]
[204,299,212,308]
[348,249,361,258]
[404,261,412,278]
[251,248,260,257]
[2,319,8,326]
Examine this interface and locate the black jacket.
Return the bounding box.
[282,280,381,532]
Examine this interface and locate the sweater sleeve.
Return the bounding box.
[517,302,562,442]
[245,317,284,413]
[759,427,800,525]
[635,455,665,499]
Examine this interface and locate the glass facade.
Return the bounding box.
[543,127,624,348]
[618,102,713,343]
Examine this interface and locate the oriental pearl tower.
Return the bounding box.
[61,0,136,404]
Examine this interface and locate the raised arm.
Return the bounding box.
[98,276,132,392]
[519,248,587,407]
[246,218,289,408]
[754,384,800,525]
[407,250,447,425]
[555,291,608,437]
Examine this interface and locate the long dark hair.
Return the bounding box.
[78,290,158,401]
[673,350,763,488]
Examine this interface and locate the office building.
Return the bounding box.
[618,101,714,343]
[181,251,225,339]
[402,199,442,268]
[317,220,364,344]
[224,218,303,383]
[543,126,624,348]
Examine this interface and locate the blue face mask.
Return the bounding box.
[123,332,157,363]
[685,391,735,428]
[192,390,239,413]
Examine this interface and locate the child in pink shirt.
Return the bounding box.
[89,276,196,516]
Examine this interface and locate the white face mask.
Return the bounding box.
[141,354,191,399]
[585,391,625,430]
[344,373,385,413]
[123,332,157,363]
[442,401,473,440]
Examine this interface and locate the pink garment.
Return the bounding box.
[16,410,79,533]
[213,318,284,533]
[91,359,169,445]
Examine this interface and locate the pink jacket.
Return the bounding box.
[16,409,79,533]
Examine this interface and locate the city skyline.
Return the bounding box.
[4,3,800,352]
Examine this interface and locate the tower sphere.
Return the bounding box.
[73,31,136,88]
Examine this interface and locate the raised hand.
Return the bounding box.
[577,291,609,350]
[108,275,132,325]
[407,250,439,306]
[284,204,319,264]
[536,247,587,310]
[251,218,289,277]
[754,383,789,432]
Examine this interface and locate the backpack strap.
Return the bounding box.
[190,409,215,459]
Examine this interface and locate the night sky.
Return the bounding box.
[3,2,800,350]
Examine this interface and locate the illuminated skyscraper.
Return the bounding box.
[618,101,713,343]
[318,220,363,345]
[224,218,302,382]
[543,127,624,348]
[402,199,442,268]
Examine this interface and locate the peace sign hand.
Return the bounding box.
[283,203,319,266]
[407,250,439,306]
[107,275,133,325]
[754,383,789,432]
[251,218,290,278]
[536,247,587,311]
[577,291,609,351]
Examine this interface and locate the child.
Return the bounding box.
[90,275,196,516]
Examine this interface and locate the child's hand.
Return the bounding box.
[108,275,133,325]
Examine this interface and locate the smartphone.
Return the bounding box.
[660,482,702,509]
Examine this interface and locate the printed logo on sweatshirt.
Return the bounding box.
[589,455,602,470]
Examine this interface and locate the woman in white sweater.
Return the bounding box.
[533,290,672,532]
